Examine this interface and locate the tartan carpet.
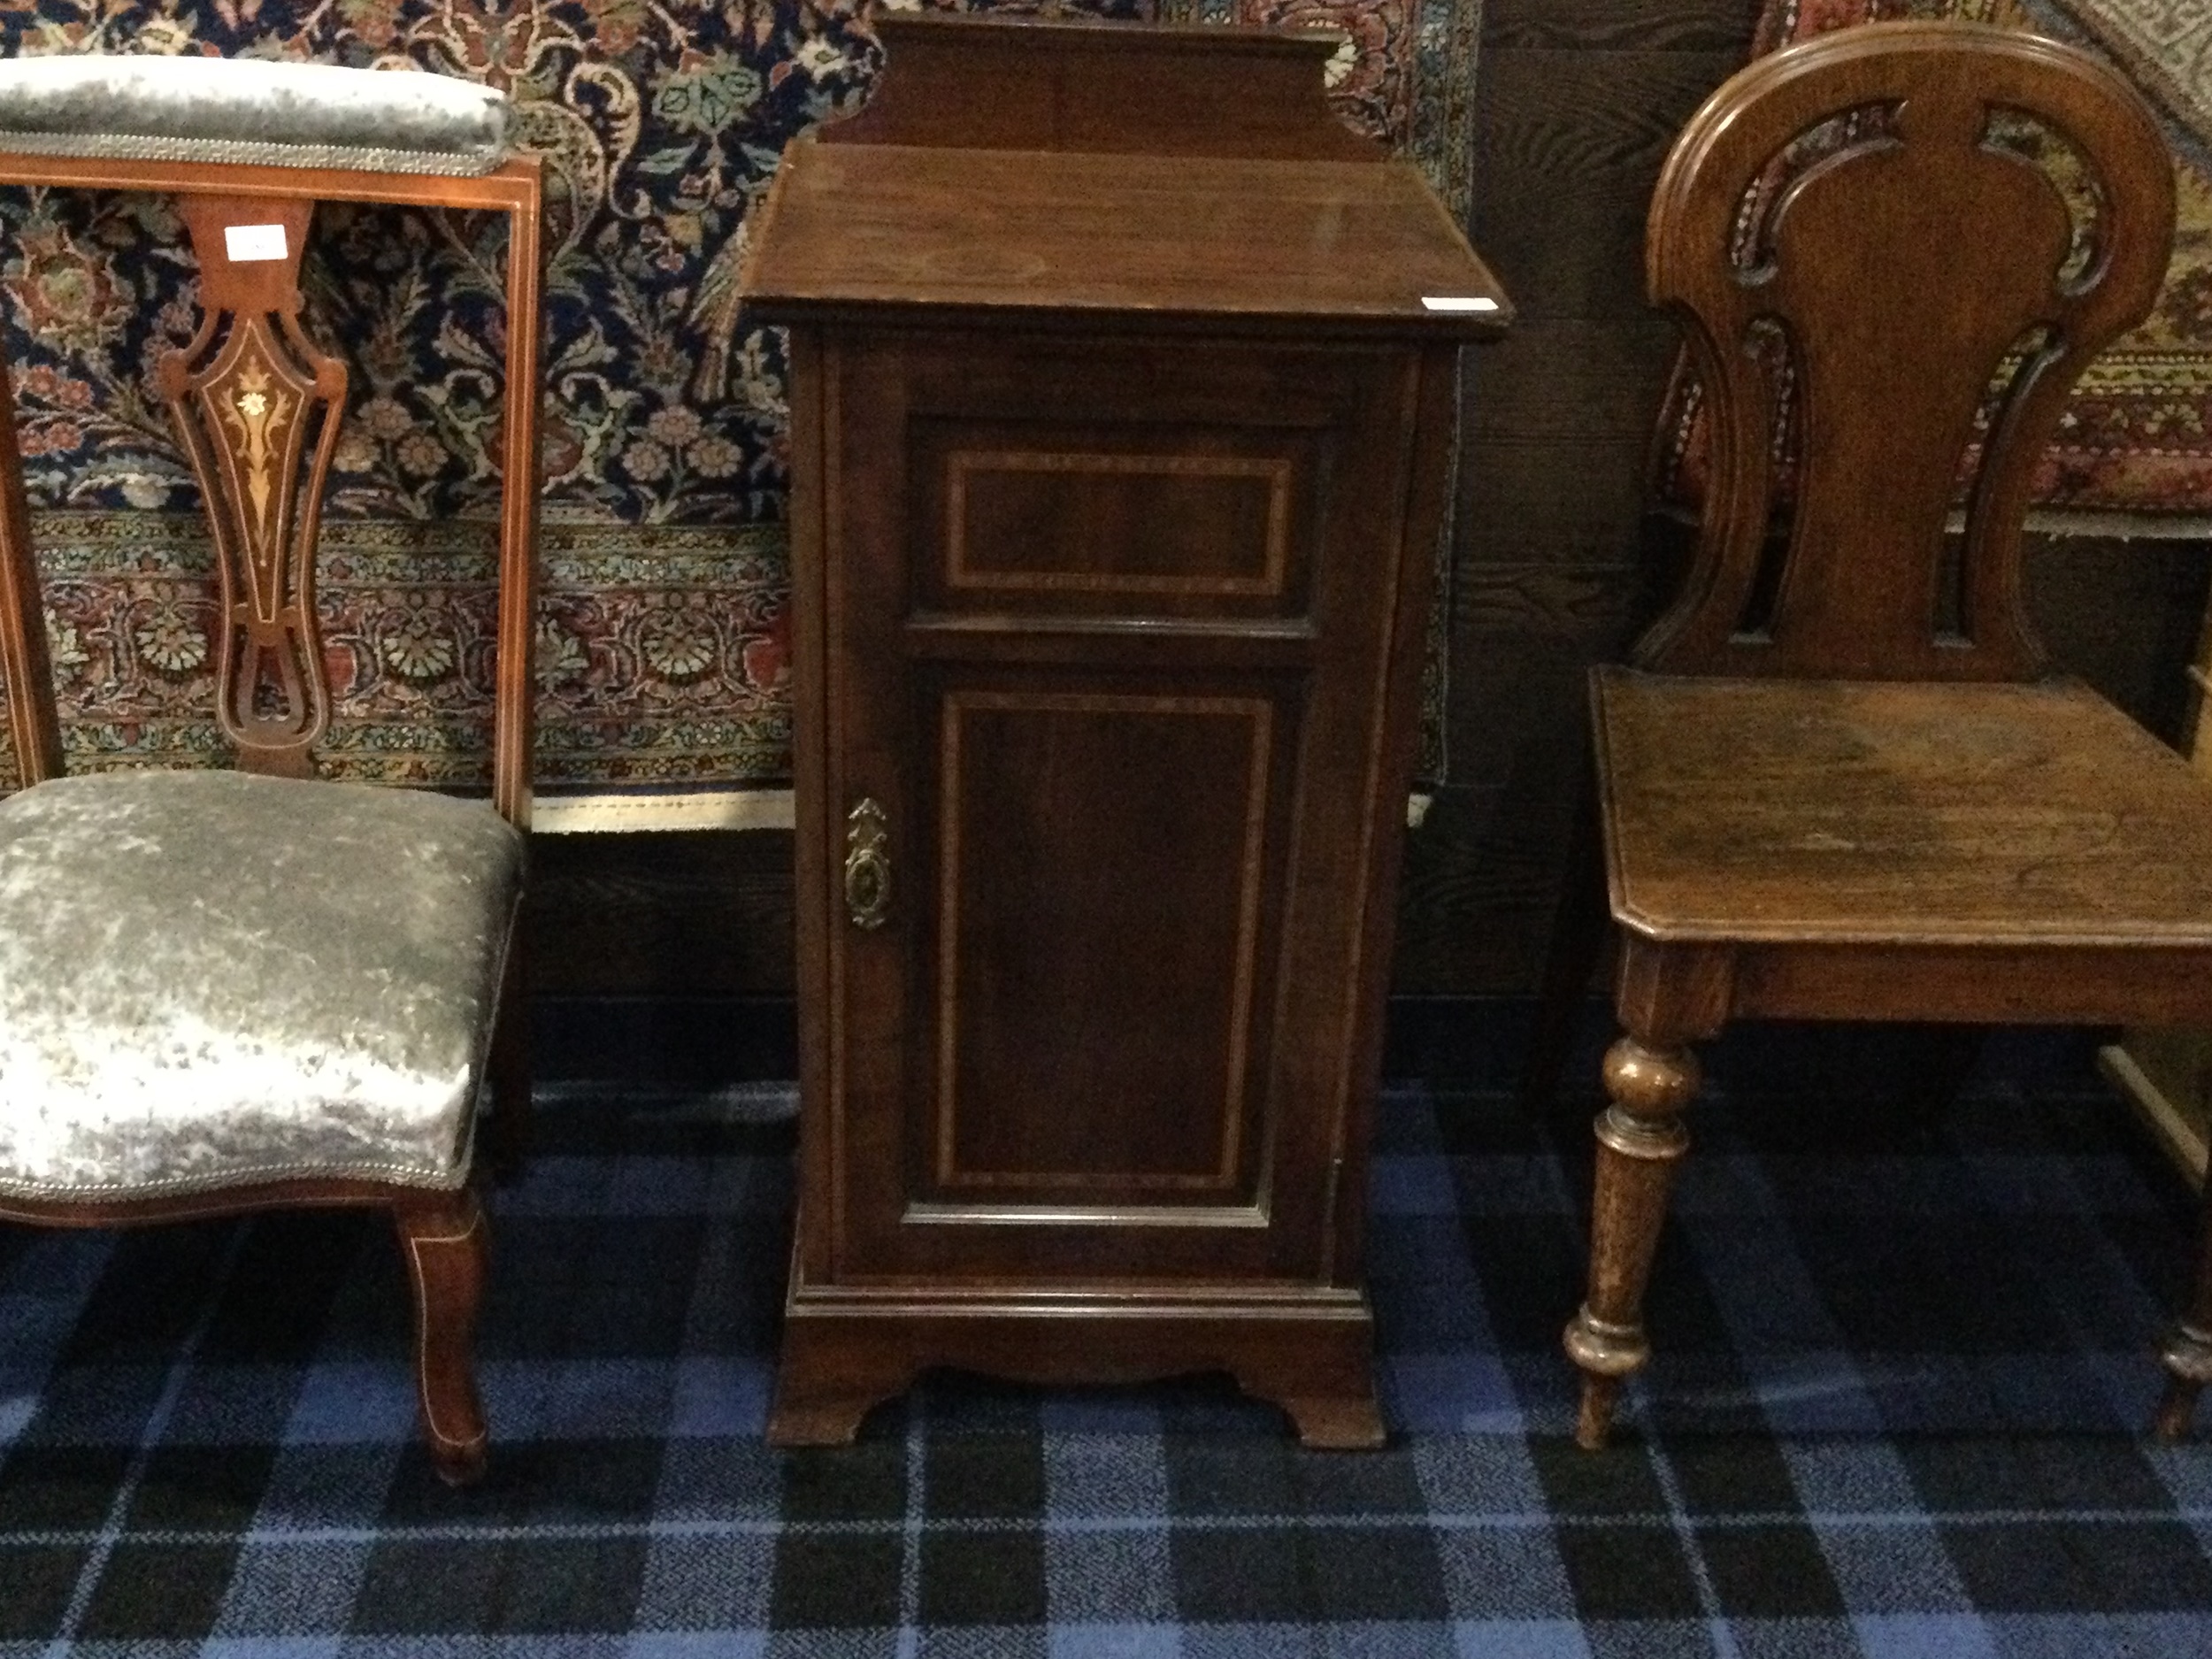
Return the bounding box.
[4,1019,2211,1655]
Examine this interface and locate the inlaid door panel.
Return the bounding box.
[925,681,1290,1202]
[814,326,1428,1286]
[820,661,1310,1285]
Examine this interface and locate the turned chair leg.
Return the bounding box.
[1563,1033,1701,1449]
[396,1189,491,1485]
[2156,1171,2212,1440]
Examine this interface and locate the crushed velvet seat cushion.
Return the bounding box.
[0,771,522,1202]
[0,54,511,176]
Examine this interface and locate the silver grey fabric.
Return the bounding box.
[0,770,522,1201]
[0,55,511,177]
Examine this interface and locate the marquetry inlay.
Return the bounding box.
[225,362,292,549]
[158,199,347,776]
[944,449,1294,597]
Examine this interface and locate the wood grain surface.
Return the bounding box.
[746,143,1508,333]
[1598,670,2212,944]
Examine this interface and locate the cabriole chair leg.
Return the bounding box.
[396,1189,491,1485]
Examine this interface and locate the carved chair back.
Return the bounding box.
[1634,21,2175,681]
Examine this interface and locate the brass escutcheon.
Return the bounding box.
[844,797,891,930]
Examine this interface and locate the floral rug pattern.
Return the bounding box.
[0,0,1481,787]
[1656,0,2212,525]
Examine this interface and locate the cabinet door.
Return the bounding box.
[800,329,1433,1287]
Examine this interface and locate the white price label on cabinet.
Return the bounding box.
[224,223,289,263]
[1420,296,1499,312]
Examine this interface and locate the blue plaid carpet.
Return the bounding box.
[4,1016,2210,1656]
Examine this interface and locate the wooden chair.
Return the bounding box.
[1556,21,2212,1450]
[0,57,541,1485]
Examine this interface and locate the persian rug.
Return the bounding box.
[0,0,1484,791]
[3,1013,2210,1652]
[1655,0,2212,529]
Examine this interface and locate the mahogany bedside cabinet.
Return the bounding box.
[740,12,1509,1447]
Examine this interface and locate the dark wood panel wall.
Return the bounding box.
[1392,0,1755,994]
[531,0,2211,1001]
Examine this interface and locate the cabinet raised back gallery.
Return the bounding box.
[741,12,1509,1445]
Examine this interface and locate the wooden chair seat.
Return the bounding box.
[1599,670,2212,950]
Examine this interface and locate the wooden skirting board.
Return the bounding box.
[531,788,795,834]
[531,789,1429,835]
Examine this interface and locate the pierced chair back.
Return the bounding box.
[1635,23,2176,681]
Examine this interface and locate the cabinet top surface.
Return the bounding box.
[742,140,1509,334]
[738,15,1509,335]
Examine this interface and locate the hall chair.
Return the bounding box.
[0,56,542,1485]
[1552,21,2212,1449]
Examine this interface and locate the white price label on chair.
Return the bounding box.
[224,223,289,263]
